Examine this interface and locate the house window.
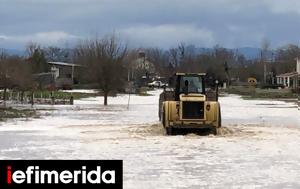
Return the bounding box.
[66,74,72,78]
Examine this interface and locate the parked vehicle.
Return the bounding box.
[148,81,167,88]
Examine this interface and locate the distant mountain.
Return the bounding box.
[184,46,262,60]
[0,48,26,56]
[195,47,268,60]
[234,47,261,60]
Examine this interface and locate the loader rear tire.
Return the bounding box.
[166,127,173,135]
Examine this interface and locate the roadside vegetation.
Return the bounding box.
[0,90,98,100]
[223,86,297,99]
[1,33,300,106]
[0,107,37,122]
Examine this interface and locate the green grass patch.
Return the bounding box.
[223,86,297,99]
[0,107,37,122]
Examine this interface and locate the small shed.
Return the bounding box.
[33,62,82,89]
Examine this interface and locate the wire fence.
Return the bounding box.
[0,91,74,105]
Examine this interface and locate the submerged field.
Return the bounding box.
[0,90,299,188]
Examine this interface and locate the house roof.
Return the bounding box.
[276,71,299,77]
[176,73,206,76]
[33,72,55,77]
[48,62,82,67]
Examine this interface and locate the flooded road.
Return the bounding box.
[0,90,299,188]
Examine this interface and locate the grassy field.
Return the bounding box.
[0,90,100,101]
[0,107,37,122]
[222,86,297,99]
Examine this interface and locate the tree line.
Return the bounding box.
[1,34,300,105]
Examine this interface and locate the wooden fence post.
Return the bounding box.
[31,91,34,106]
[70,95,74,105]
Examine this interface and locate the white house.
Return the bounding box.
[276,58,300,89]
[128,51,156,81]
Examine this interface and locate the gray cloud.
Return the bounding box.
[0,31,78,43]
[120,24,215,48]
[0,31,80,49]
[0,0,300,49]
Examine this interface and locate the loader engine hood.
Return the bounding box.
[179,94,206,101]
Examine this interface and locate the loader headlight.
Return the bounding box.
[206,103,211,111]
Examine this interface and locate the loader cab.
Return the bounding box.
[173,73,206,101]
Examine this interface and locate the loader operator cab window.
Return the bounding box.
[179,76,204,94]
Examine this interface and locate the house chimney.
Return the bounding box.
[297,57,300,74]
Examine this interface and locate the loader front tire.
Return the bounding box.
[218,106,222,128]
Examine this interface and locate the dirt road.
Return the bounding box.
[0,90,299,188]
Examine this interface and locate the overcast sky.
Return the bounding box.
[1,0,300,49]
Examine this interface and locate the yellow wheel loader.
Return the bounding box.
[159,73,221,135]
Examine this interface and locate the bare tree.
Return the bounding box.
[75,35,128,105]
[26,44,48,73]
[169,48,179,68]
[261,38,271,84]
[0,55,34,104]
[14,61,35,102]
[44,46,71,62]
[26,42,40,58]
[123,49,139,81]
[275,44,300,73]
[144,48,169,77]
[0,52,10,102]
[178,42,185,66]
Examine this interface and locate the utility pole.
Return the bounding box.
[261,50,267,84]
[264,63,267,84]
[296,58,300,106]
